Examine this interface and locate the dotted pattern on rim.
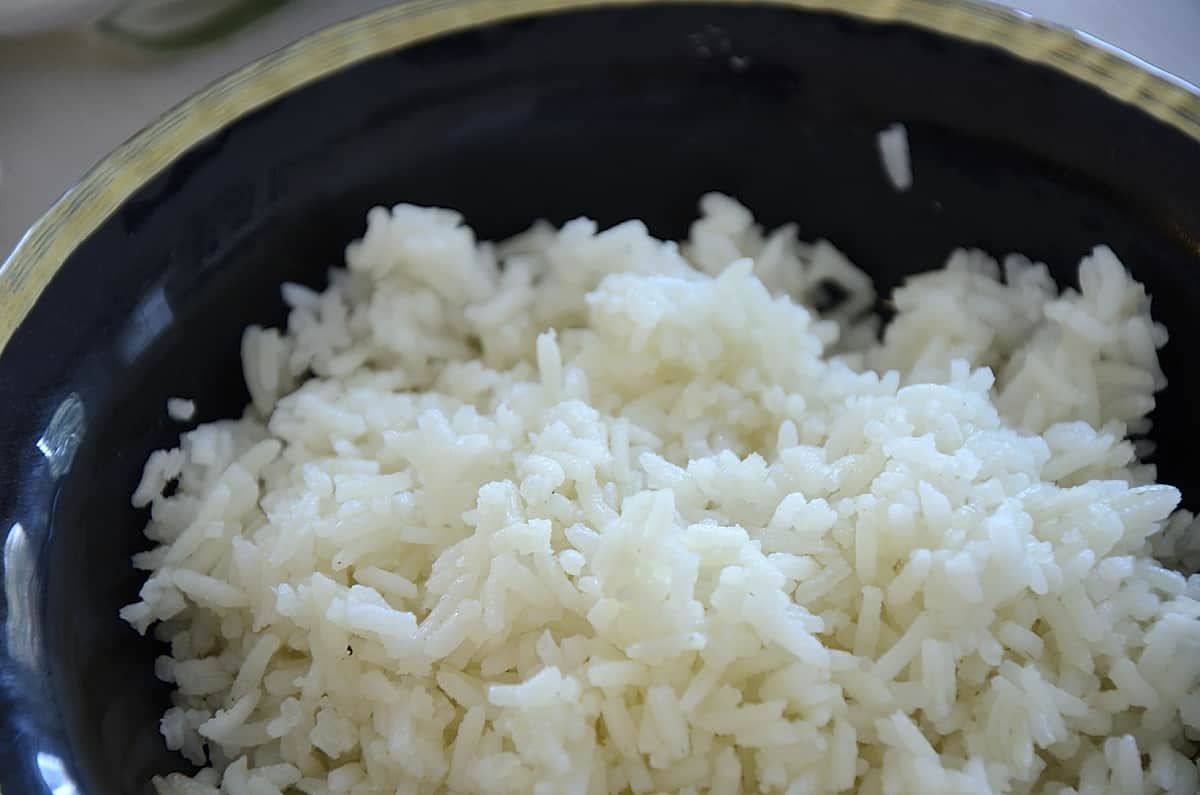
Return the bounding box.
[1,0,1197,356]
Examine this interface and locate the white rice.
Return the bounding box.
[125,195,1200,795]
[877,123,912,191]
[168,397,197,422]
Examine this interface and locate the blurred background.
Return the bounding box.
[1,0,1198,260]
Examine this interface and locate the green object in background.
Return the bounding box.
[97,0,294,50]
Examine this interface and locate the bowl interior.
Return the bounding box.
[2,2,1199,792]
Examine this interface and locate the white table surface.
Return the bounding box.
[1,0,1198,261]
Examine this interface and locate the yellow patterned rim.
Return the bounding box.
[3,0,1198,355]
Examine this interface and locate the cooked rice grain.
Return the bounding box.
[127,195,1200,794]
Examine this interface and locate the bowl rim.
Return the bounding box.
[1,0,1198,359]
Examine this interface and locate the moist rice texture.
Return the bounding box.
[124,194,1200,795]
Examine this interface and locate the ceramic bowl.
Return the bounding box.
[2,2,1199,793]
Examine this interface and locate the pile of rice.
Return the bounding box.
[124,195,1200,795]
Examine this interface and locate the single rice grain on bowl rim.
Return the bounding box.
[120,193,1200,795]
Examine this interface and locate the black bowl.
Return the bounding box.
[2,1,1199,793]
